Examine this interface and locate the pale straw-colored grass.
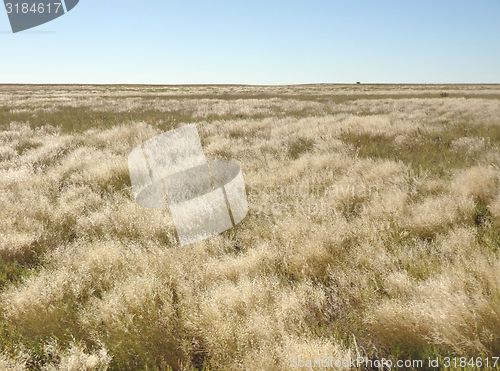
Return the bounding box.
[1,84,499,370]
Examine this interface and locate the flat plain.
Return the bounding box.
[1,84,500,370]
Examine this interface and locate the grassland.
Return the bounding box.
[1,84,500,370]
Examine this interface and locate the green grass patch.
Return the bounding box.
[288,137,315,159]
[341,121,500,176]
[0,106,185,134]
[0,260,33,290]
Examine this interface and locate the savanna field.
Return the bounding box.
[1,84,500,370]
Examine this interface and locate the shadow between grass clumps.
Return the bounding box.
[475,202,500,256]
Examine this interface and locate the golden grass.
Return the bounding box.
[0,84,499,370]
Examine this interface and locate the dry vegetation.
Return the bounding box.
[0,84,500,370]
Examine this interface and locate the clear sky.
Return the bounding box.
[1,0,500,84]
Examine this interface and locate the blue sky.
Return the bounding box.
[1,0,500,84]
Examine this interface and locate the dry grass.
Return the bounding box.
[0,84,500,370]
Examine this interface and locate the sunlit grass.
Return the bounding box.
[0,84,500,370]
